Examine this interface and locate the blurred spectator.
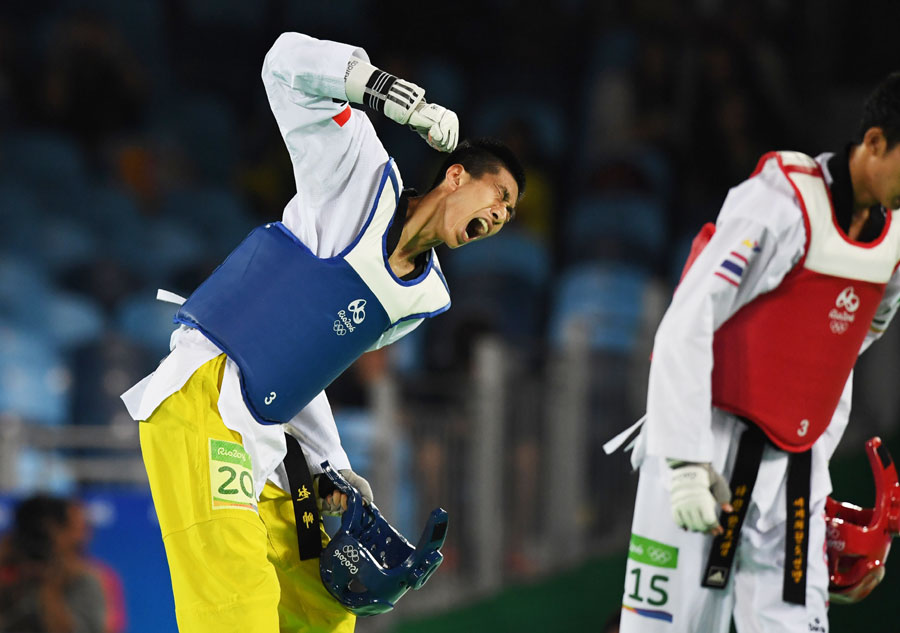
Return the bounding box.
[0,495,108,633]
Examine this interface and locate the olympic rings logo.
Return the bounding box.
[646,546,672,565]
[830,320,849,334]
[333,320,346,336]
[342,545,360,562]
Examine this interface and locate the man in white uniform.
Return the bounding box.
[121,32,524,633]
[619,72,900,632]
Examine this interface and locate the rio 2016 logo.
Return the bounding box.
[333,545,360,574]
[347,299,367,324]
[829,286,859,335]
[333,299,367,336]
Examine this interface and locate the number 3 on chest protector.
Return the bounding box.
[798,419,809,437]
[265,392,277,405]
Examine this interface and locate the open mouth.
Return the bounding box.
[465,217,490,241]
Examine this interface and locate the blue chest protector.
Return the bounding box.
[175,161,450,424]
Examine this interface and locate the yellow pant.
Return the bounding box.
[139,354,356,633]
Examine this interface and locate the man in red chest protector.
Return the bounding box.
[617,72,900,633]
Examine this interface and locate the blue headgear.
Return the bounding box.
[318,462,449,616]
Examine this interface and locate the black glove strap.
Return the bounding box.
[702,424,766,590]
[364,69,398,113]
[783,448,812,605]
[283,433,322,561]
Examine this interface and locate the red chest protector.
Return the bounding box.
[706,152,900,451]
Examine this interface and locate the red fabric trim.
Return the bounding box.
[774,153,813,268]
[751,151,780,177]
[777,152,893,249]
[332,106,351,127]
[781,163,823,177]
[730,251,748,264]
[830,202,893,250]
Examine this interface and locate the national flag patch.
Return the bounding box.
[622,605,674,623]
[332,106,351,127]
[714,239,760,287]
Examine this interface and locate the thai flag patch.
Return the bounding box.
[622,605,674,623]
[714,239,760,287]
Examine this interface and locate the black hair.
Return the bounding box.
[10,495,71,561]
[857,72,900,148]
[429,138,526,202]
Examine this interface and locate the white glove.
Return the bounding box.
[343,57,457,152]
[380,77,426,126]
[668,462,732,533]
[408,102,459,152]
[344,58,425,125]
[315,469,374,516]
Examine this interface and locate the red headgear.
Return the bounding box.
[825,437,900,604]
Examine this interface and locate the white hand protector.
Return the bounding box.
[344,57,425,125]
[380,77,426,125]
[316,468,374,516]
[408,102,459,152]
[668,462,732,533]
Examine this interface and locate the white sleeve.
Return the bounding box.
[644,164,807,462]
[261,33,388,469]
[859,266,900,354]
[286,390,351,474]
[261,32,388,211]
[815,369,853,462]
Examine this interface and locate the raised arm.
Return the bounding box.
[262,32,458,197]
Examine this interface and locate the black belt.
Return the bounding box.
[783,448,812,604]
[283,433,323,561]
[700,422,812,605]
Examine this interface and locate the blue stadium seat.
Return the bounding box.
[14,448,77,495]
[0,182,45,257]
[151,93,240,183]
[41,292,106,350]
[37,216,100,273]
[1,130,86,193]
[441,230,552,349]
[71,184,144,242]
[0,255,105,349]
[114,292,179,356]
[548,262,650,354]
[124,218,209,286]
[443,229,551,287]
[161,186,255,257]
[0,322,71,426]
[0,256,54,325]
